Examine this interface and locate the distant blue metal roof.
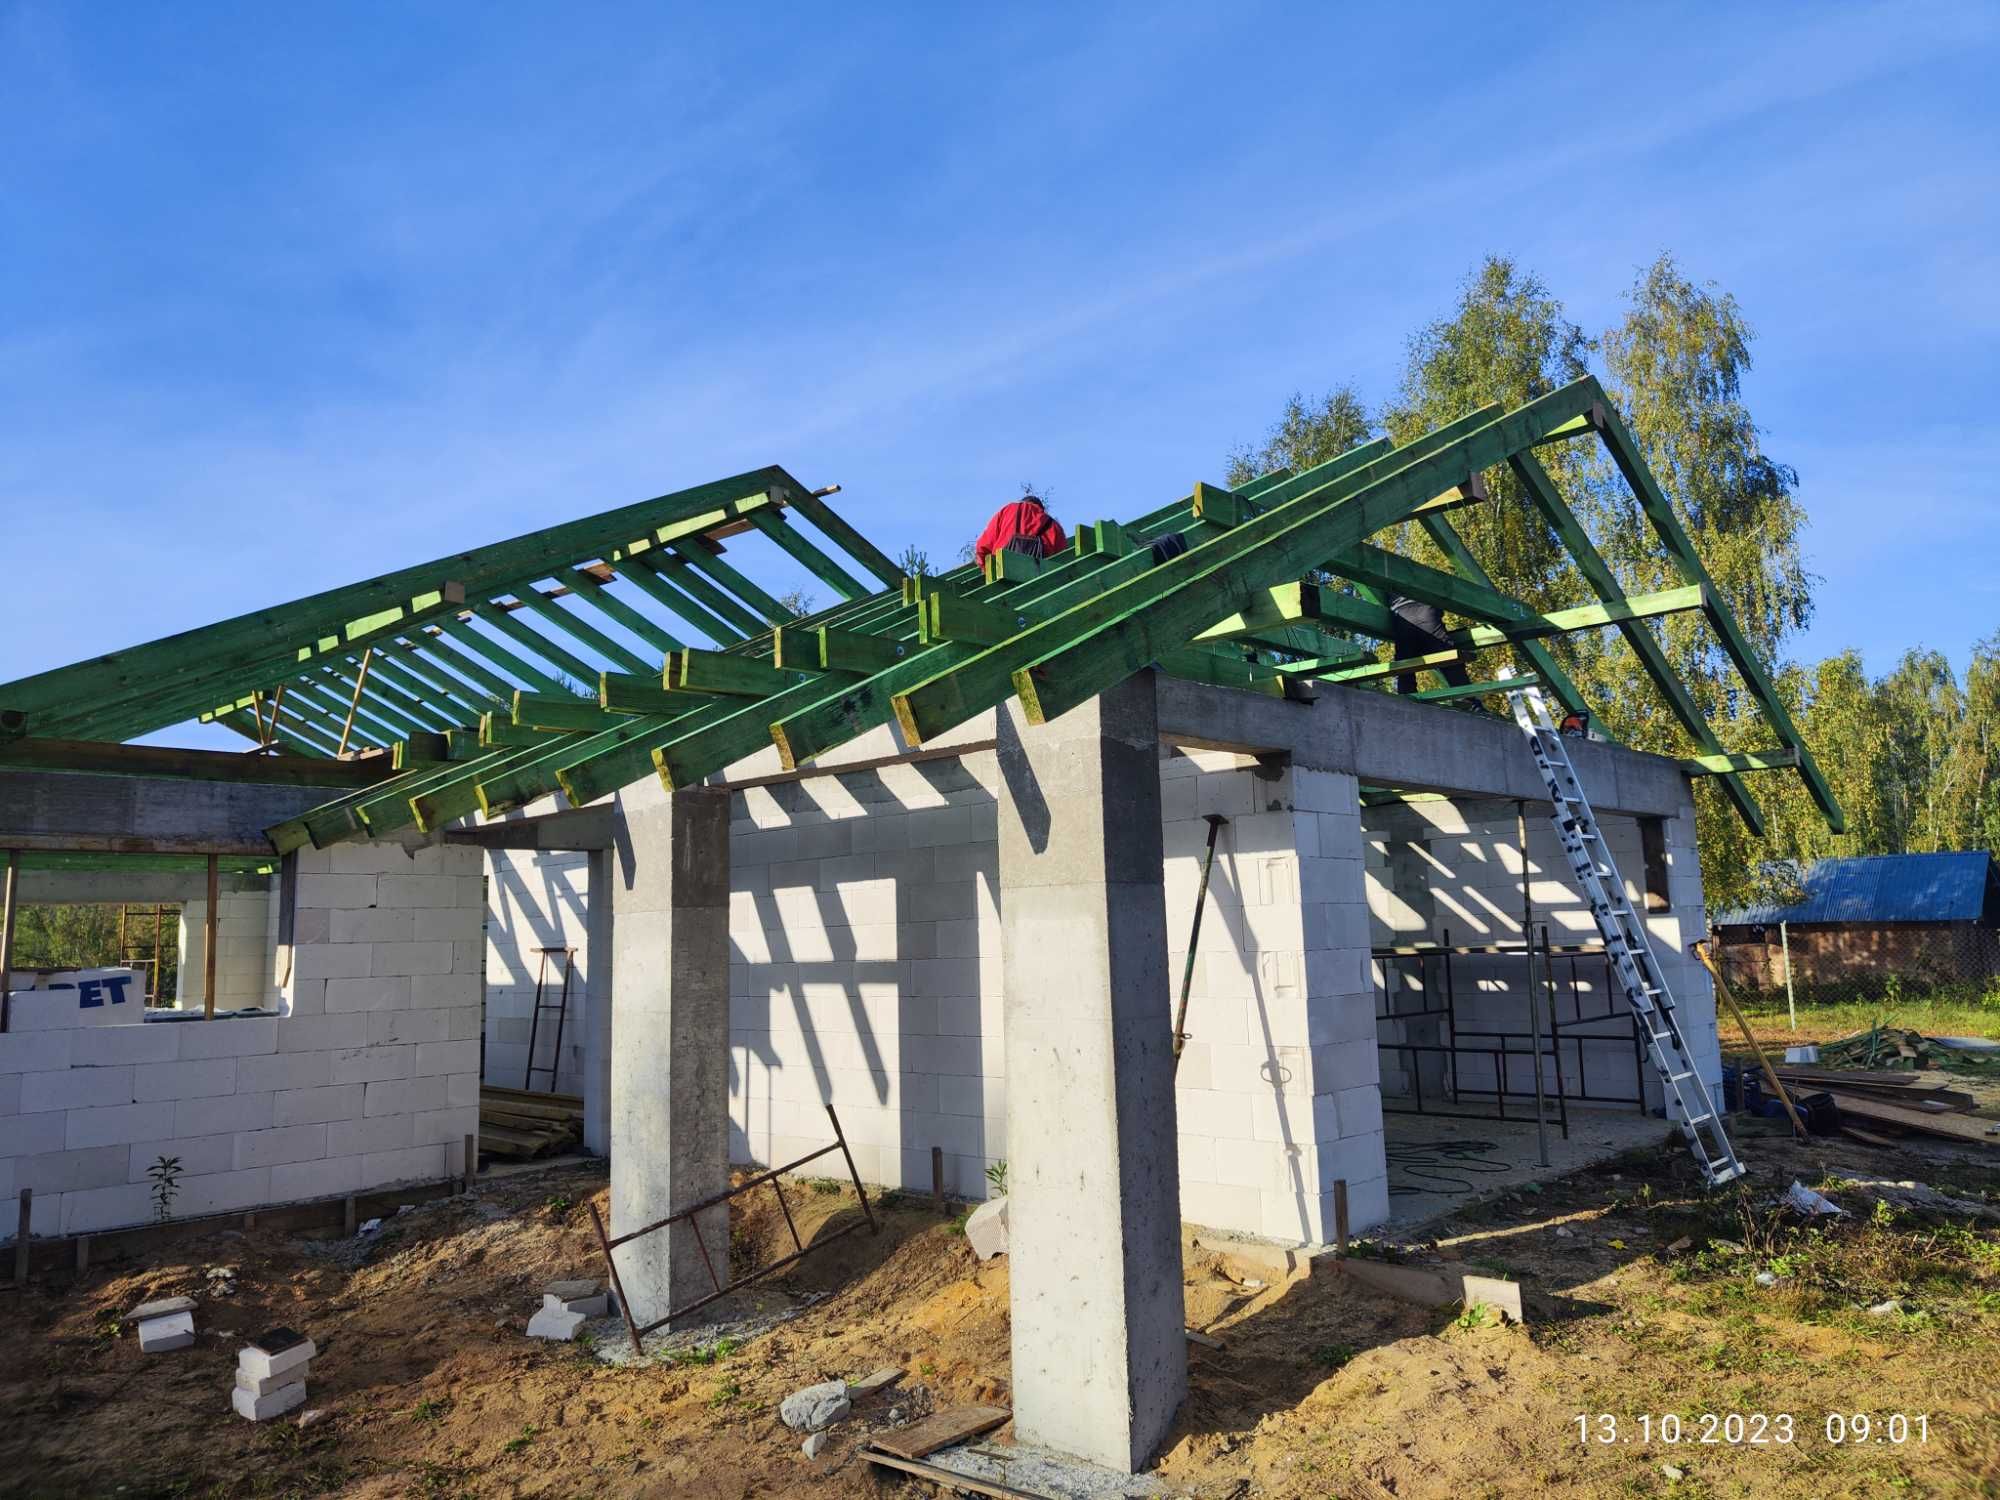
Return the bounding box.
[1718,851,1997,927]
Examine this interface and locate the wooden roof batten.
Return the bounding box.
[0,377,1844,855]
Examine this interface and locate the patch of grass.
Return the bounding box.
[1312,1342,1358,1369]
[411,1397,450,1423]
[708,1378,742,1409]
[543,1193,573,1214]
[667,1336,741,1367]
[945,1208,972,1236]
[502,1424,539,1454]
[1451,1303,1494,1333]
[412,1459,474,1497]
[804,1177,844,1196]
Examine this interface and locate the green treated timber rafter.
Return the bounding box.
[1590,403,1842,831]
[4,467,805,742]
[1508,448,1766,834]
[1682,748,1800,775]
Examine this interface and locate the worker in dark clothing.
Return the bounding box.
[974,494,1067,567]
[1387,593,1472,696]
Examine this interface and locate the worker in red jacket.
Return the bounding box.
[973,494,1067,568]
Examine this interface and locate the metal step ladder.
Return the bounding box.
[1502,674,1745,1187]
[523,947,576,1094]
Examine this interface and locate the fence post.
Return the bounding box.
[1780,921,1796,1031]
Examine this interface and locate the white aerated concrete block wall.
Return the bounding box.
[176,887,276,1009]
[728,754,1004,1200]
[1164,751,1385,1242]
[0,841,485,1241]
[491,746,1395,1244]
[484,850,588,1093]
[1362,793,1719,1113]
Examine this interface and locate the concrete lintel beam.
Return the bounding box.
[446,804,615,851]
[0,769,335,855]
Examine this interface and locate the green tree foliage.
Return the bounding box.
[1224,253,1991,908]
[13,903,125,969]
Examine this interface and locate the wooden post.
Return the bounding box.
[463,1133,476,1192]
[343,1195,358,1236]
[14,1189,30,1284]
[1333,1180,1350,1257]
[75,1235,89,1273]
[931,1146,946,1214]
[0,850,18,1034]
[203,855,219,1020]
[1780,921,1797,1031]
[1516,802,1550,1168]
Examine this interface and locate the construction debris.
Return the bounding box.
[1814,1026,1998,1074]
[526,1297,589,1342]
[545,1279,608,1317]
[849,1366,903,1396]
[779,1379,851,1432]
[868,1405,1013,1461]
[801,1431,828,1460]
[1784,1181,1844,1217]
[964,1196,1009,1261]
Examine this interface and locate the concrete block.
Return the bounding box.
[237,1331,317,1385]
[235,1124,328,1169]
[377,873,463,908]
[126,1132,236,1182]
[129,1295,198,1321]
[411,1039,480,1078]
[543,1289,609,1316]
[371,942,454,978]
[23,1064,132,1113]
[0,1030,73,1075]
[131,1058,236,1103]
[270,1154,364,1202]
[410,974,480,1009]
[137,1311,195,1352]
[232,1380,308,1422]
[18,1145,131,1194]
[274,1084,366,1127]
[65,1101,176,1150]
[325,977,411,1014]
[359,1142,446,1187]
[526,1305,586,1341]
[175,1167,272,1216]
[62,1181,159,1233]
[329,908,414,945]
[296,872,379,910]
[964,1195,1008,1260]
[174,1092,274,1138]
[175,1018,279,1061]
[236,1051,332,1095]
[329,1043,413,1085]
[413,1106,477,1146]
[70,1026,180,1067]
[368,1008,449,1046]
[413,905,483,942]
[328,1111,412,1158]
[363,1075,445,1117]
[293,943,372,981]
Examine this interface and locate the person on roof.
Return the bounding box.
[1387,593,1474,696]
[974,493,1067,568]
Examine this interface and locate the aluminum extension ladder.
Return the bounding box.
[1502,674,1746,1187]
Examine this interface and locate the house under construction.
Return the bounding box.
[0,374,1840,1471]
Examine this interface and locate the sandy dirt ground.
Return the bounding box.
[1,1121,1996,1500]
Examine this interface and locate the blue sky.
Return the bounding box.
[3,2,1996,744]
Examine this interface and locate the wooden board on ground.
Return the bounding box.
[1823,1090,2000,1145]
[859,1449,1043,1500]
[868,1405,1011,1460]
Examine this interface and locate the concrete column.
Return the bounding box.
[996,674,1185,1474]
[607,788,732,1324]
[583,846,614,1157]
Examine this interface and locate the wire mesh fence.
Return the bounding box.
[1710,921,2000,1028]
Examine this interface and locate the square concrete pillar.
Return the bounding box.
[996,674,1185,1474]
[607,788,732,1324]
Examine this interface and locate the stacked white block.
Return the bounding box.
[526,1278,607,1340]
[233,1329,315,1420]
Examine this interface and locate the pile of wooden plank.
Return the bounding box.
[1776,1065,1998,1148]
[479,1085,584,1159]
